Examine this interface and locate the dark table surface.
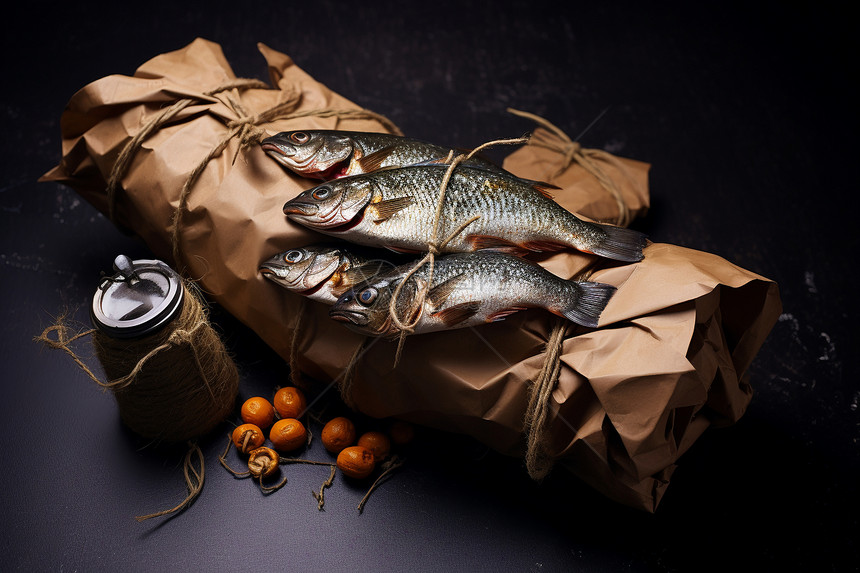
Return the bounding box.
[2,2,856,571]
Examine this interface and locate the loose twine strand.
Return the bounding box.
[135,441,205,521]
[507,107,639,227]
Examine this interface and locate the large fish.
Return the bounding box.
[329,251,616,336]
[283,164,647,262]
[261,130,508,180]
[259,245,391,305]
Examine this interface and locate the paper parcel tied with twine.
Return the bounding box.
[42,38,781,512]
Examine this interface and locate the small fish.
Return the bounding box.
[261,129,509,180]
[329,251,616,337]
[259,245,391,305]
[283,164,647,262]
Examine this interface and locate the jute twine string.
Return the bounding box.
[135,442,205,521]
[288,296,308,388]
[104,77,402,272]
[34,282,239,520]
[522,317,567,480]
[507,108,639,227]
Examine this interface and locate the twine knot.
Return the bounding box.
[561,140,582,169]
[168,328,194,346]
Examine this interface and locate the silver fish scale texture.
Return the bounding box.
[413,252,574,312]
[350,134,496,172]
[371,165,585,251]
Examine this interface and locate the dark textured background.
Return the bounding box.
[1,1,856,571]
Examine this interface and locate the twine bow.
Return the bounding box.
[507,108,639,227]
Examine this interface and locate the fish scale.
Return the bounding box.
[351,166,613,254]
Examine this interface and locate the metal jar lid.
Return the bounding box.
[91,255,185,338]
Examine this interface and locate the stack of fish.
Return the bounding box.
[259,130,647,337]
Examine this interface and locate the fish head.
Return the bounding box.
[329,275,418,337]
[283,176,377,229]
[259,246,344,294]
[261,130,353,179]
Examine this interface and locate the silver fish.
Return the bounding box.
[261,129,510,180]
[329,251,616,336]
[259,245,391,305]
[283,164,647,262]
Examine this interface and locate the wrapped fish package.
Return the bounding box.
[42,38,781,511]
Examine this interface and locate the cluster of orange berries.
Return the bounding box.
[320,415,414,479]
[229,387,308,479]
[228,386,414,483]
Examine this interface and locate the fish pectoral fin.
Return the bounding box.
[372,196,414,222]
[486,307,527,322]
[466,234,529,257]
[340,262,389,286]
[432,301,482,327]
[426,274,466,310]
[356,147,396,173]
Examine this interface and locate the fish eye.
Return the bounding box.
[290,131,310,144]
[284,250,304,263]
[312,186,332,200]
[357,287,378,306]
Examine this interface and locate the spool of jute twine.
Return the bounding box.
[91,282,239,443]
[36,268,239,521]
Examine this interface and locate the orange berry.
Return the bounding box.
[231,423,265,454]
[241,396,275,429]
[247,446,280,479]
[357,431,391,462]
[389,420,414,446]
[269,418,307,452]
[337,446,376,479]
[273,386,306,419]
[321,416,356,454]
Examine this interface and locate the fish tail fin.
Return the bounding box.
[557,281,616,328]
[586,224,648,262]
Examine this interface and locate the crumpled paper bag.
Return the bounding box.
[42,38,781,512]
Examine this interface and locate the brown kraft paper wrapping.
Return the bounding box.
[42,38,782,512]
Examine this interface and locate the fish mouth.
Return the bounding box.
[283,201,319,217]
[259,266,277,278]
[261,141,296,160]
[329,309,369,326]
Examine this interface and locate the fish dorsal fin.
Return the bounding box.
[372,196,414,222]
[426,273,466,310]
[357,147,397,173]
[432,301,482,327]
